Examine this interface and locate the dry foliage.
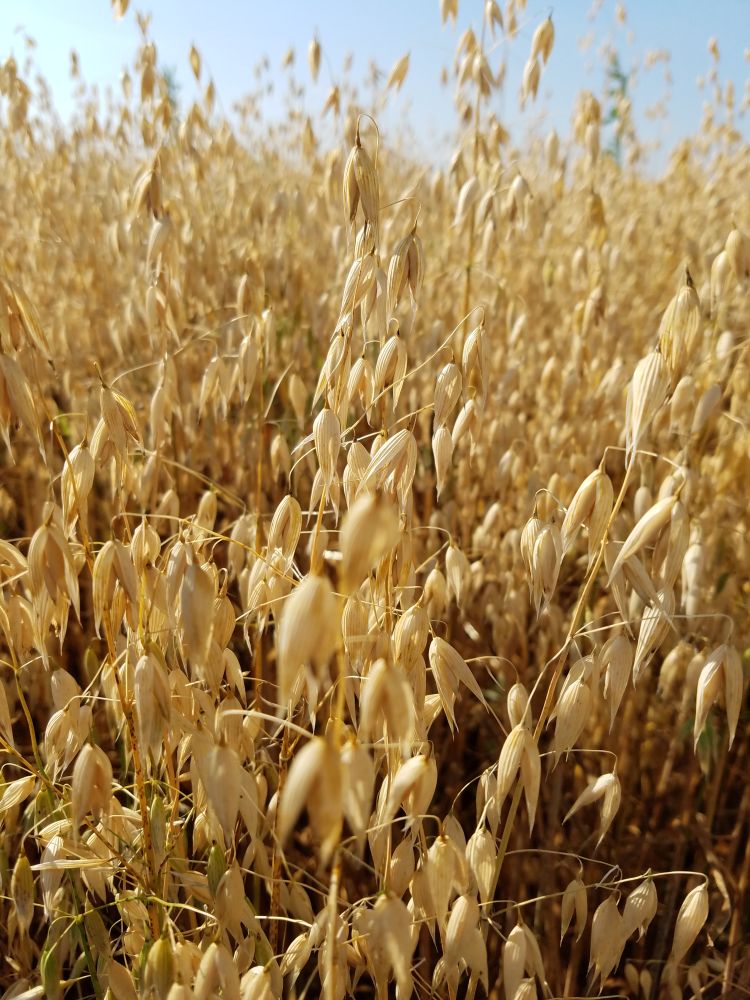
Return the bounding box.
[0,3,748,999]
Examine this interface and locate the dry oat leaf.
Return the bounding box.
[106,960,138,1000]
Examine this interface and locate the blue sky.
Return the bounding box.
[2,1,748,166]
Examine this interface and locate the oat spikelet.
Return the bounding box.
[589,894,626,987]
[625,350,670,466]
[608,494,677,582]
[561,878,587,942]
[278,736,342,863]
[308,36,321,81]
[71,743,113,830]
[276,574,339,705]
[386,52,410,91]
[670,882,709,966]
[622,877,658,941]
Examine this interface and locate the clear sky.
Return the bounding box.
[2,1,748,167]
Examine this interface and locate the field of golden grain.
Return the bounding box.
[0,2,748,998]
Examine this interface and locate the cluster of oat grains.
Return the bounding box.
[0,1,748,997]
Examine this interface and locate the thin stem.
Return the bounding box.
[461,17,487,330]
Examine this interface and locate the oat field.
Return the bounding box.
[0,2,749,998]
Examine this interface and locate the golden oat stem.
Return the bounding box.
[0,614,46,777]
[269,704,294,955]
[333,604,348,742]
[253,353,266,704]
[310,486,328,575]
[162,732,180,886]
[324,851,342,1000]
[461,18,486,331]
[723,787,750,995]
